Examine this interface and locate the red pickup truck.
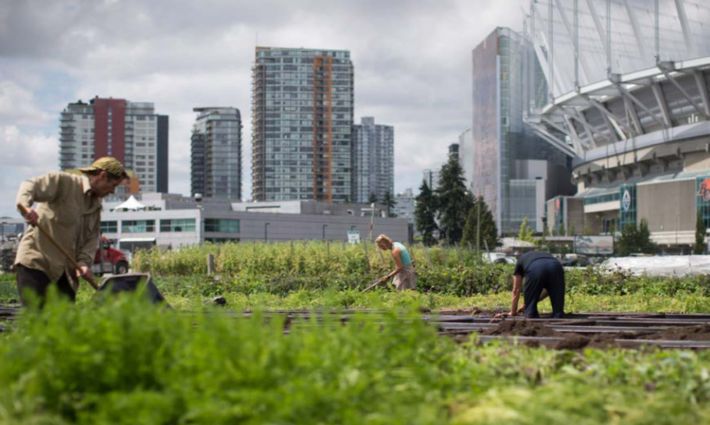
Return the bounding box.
[92,237,129,275]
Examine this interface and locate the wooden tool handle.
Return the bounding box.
[17,203,99,290]
[362,277,385,292]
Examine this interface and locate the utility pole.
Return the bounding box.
[476,195,481,261]
[363,202,376,241]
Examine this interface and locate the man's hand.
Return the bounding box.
[21,208,39,226]
[76,264,95,282]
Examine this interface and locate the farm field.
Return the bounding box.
[0,242,709,423]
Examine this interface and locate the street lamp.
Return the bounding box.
[264,222,270,242]
[322,223,328,240]
[361,202,376,241]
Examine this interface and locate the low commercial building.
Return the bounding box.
[101,193,409,251]
[547,170,710,251]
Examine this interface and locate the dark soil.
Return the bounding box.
[637,324,710,341]
[480,318,710,350]
[554,333,624,350]
[554,334,590,350]
[484,320,558,337]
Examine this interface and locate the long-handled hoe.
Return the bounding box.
[361,277,387,292]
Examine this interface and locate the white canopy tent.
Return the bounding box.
[111,195,146,212]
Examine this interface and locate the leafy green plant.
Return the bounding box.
[1,295,710,424]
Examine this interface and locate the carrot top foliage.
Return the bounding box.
[0,295,709,424]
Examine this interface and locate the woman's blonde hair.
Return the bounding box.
[375,234,393,246]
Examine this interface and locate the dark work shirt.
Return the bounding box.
[514,251,556,277]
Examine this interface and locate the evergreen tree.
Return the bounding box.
[517,217,535,242]
[694,213,707,255]
[367,192,378,204]
[461,195,498,250]
[616,223,638,256]
[616,219,655,256]
[414,180,438,246]
[637,219,656,254]
[435,155,473,245]
[567,224,576,237]
[382,192,397,217]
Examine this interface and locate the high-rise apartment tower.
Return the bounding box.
[59,97,169,193]
[190,107,242,200]
[251,47,354,202]
[352,117,394,203]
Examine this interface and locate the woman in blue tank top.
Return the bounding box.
[375,234,416,291]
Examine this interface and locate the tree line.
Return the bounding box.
[414,154,498,249]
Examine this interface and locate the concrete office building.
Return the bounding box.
[393,188,416,226]
[422,169,440,190]
[525,0,710,250]
[471,27,574,235]
[251,47,354,202]
[352,117,394,203]
[191,107,242,200]
[100,193,408,251]
[59,97,169,193]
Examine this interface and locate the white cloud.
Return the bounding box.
[0,0,526,211]
[0,125,58,215]
[0,80,53,126]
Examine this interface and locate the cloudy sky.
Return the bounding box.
[0,0,524,217]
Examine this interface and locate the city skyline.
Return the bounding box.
[0,0,523,216]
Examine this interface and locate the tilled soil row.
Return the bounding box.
[436,310,710,349]
[2,304,710,349]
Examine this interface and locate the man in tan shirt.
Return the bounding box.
[15,157,128,305]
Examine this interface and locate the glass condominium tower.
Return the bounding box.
[352,117,394,203]
[191,107,242,200]
[251,47,354,202]
[472,27,572,234]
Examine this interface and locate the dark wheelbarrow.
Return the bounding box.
[16,204,167,305]
[96,273,167,304]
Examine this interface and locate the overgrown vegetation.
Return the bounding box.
[2,243,709,313]
[130,242,710,298]
[0,295,709,424]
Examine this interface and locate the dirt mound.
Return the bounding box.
[484,320,558,337]
[555,334,590,350]
[640,324,710,341]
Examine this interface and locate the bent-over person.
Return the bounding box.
[14,157,128,305]
[375,234,416,291]
[498,251,565,319]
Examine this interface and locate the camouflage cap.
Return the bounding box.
[79,156,128,179]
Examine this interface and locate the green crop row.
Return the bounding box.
[132,242,710,297]
[0,295,708,424]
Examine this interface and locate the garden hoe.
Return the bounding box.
[17,204,166,304]
[362,276,388,292]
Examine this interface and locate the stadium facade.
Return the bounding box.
[524,0,710,249]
